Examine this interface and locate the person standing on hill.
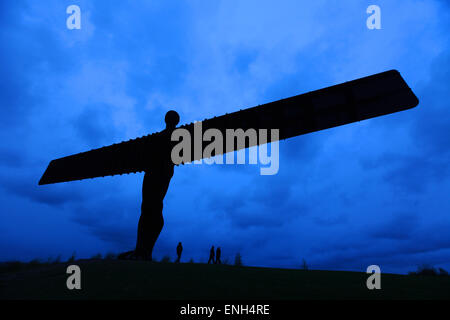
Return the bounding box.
[208,245,215,264]
[176,242,183,263]
[215,247,221,264]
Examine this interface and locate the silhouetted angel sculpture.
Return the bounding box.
[119,110,180,261]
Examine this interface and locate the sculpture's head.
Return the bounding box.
[165,110,180,129]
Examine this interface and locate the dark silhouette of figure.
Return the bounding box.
[215,247,221,264]
[176,242,183,263]
[208,245,215,264]
[119,110,180,261]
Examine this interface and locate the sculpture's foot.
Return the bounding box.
[118,250,153,261]
[144,255,153,262]
[117,250,135,260]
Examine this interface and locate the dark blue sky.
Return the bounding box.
[1,1,449,274]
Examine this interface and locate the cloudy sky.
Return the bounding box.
[0,0,449,274]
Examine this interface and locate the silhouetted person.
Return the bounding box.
[208,245,215,264]
[215,247,221,264]
[118,110,180,261]
[176,242,183,263]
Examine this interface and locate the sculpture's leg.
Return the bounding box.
[135,201,164,261]
[146,212,164,261]
[134,211,148,259]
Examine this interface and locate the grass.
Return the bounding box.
[1,259,450,300]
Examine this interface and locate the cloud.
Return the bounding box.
[369,212,419,240]
[0,148,27,168]
[0,171,85,206]
[73,103,117,147]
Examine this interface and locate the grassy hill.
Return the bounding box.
[1,259,450,300]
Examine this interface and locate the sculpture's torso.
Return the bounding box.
[141,129,174,211]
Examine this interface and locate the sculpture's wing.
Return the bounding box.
[39,69,418,185]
